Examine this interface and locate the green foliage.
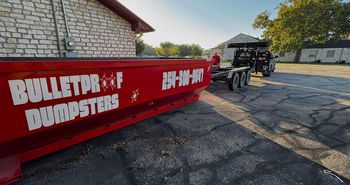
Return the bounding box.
[135,38,145,56]
[253,0,350,52]
[252,10,272,30]
[190,44,203,57]
[156,42,204,57]
[141,43,157,56]
[178,44,192,57]
[156,42,177,56]
[171,45,180,56]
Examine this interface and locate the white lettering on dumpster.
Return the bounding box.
[162,68,204,90]
[8,72,123,131]
[8,74,109,105]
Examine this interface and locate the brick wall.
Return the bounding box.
[0,0,136,57]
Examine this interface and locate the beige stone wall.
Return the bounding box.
[300,48,348,63]
[278,48,350,63]
[0,0,136,57]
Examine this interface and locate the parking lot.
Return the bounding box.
[17,63,350,185]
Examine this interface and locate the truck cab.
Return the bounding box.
[256,50,277,76]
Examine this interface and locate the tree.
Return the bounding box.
[178,44,191,57]
[253,0,350,53]
[155,42,204,57]
[142,43,157,56]
[156,42,178,56]
[252,10,272,30]
[190,44,203,57]
[170,45,179,56]
[135,37,145,56]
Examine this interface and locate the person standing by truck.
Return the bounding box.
[211,52,221,67]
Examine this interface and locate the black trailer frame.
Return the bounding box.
[227,41,276,77]
[211,66,251,91]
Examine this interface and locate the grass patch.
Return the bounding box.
[277,61,350,66]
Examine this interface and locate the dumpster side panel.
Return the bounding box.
[0,59,211,169]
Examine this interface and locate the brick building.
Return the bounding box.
[0,0,154,57]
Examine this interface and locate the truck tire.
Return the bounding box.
[239,72,246,87]
[262,71,271,77]
[245,70,251,85]
[228,73,240,91]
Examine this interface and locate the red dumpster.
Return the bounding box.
[0,58,212,184]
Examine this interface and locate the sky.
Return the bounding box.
[118,0,285,49]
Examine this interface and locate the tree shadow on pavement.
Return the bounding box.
[209,71,350,155]
[255,72,350,154]
[205,71,350,182]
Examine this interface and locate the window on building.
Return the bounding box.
[326,50,335,58]
[279,52,285,57]
[309,50,318,58]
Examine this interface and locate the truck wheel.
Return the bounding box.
[239,72,246,87]
[228,73,240,91]
[245,70,251,85]
[262,71,271,77]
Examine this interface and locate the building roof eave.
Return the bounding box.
[306,40,350,49]
[96,0,155,33]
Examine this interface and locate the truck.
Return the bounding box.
[211,42,277,91]
[0,57,212,184]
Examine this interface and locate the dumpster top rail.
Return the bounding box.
[0,57,206,62]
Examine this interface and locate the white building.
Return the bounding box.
[278,40,350,63]
[222,33,266,61]
[217,34,350,63]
